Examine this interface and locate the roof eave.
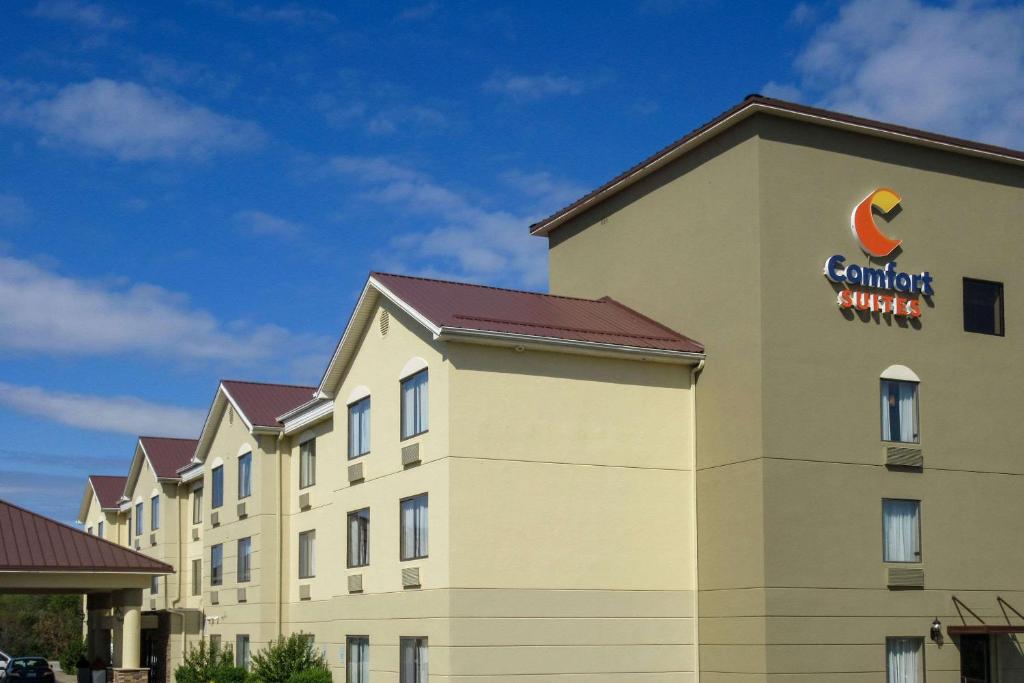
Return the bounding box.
[436,326,705,365]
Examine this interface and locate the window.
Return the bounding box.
[236,635,250,671]
[126,512,131,543]
[883,499,921,563]
[151,495,160,531]
[134,502,143,536]
[209,635,221,651]
[299,530,316,578]
[299,439,316,489]
[347,508,370,568]
[348,398,371,459]
[237,537,252,583]
[886,637,923,683]
[211,466,224,509]
[211,544,223,585]
[400,494,428,560]
[86,526,93,535]
[964,278,1004,336]
[191,559,201,596]
[238,453,252,499]
[399,638,428,683]
[345,637,369,683]
[150,575,159,595]
[881,380,919,443]
[192,487,203,525]
[400,370,428,439]
[97,521,104,538]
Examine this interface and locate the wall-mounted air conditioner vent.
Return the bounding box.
[209,590,219,605]
[211,511,220,527]
[298,492,310,510]
[149,533,156,547]
[299,584,311,601]
[401,443,421,467]
[237,502,247,518]
[149,598,156,611]
[348,462,364,484]
[237,588,247,603]
[134,539,141,550]
[887,567,925,589]
[191,527,200,541]
[886,446,924,469]
[348,574,363,593]
[401,567,421,588]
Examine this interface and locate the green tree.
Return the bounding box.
[249,634,327,683]
[0,595,83,659]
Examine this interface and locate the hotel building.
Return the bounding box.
[77,95,1024,682]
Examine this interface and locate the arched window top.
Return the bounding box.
[237,443,252,457]
[399,356,428,380]
[881,364,920,383]
[347,384,371,405]
[209,456,225,469]
[133,495,143,504]
[150,488,160,499]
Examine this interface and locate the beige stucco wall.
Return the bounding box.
[546,112,1024,680]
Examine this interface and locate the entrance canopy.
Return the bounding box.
[0,497,172,592]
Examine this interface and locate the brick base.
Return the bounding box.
[111,668,148,683]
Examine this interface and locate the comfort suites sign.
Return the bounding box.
[823,188,933,318]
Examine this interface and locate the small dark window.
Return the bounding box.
[963,278,1004,336]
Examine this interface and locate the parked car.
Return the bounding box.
[0,650,10,681]
[3,658,55,683]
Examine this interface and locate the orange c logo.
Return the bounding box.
[851,188,902,258]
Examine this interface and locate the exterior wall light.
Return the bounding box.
[113,607,124,623]
[930,618,943,644]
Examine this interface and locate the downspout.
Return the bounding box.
[172,486,186,665]
[276,432,284,640]
[689,359,705,682]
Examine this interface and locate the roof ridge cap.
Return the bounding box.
[138,435,198,442]
[371,271,607,303]
[220,379,317,390]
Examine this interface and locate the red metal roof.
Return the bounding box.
[372,272,703,354]
[221,380,316,428]
[0,498,172,573]
[139,436,199,479]
[88,475,127,509]
[531,95,1024,236]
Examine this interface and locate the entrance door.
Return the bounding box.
[139,630,164,683]
[960,634,990,683]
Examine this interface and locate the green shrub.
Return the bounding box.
[58,638,87,674]
[175,641,247,683]
[249,633,327,683]
[286,669,332,683]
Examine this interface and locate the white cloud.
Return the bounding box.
[0,381,204,437]
[327,157,585,288]
[483,72,590,102]
[0,253,326,367]
[366,104,446,135]
[207,1,337,26]
[0,194,33,228]
[234,209,304,238]
[773,0,1024,147]
[397,2,439,21]
[0,78,264,161]
[29,0,130,30]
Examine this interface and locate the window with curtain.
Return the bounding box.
[209,635,220,651]
[238,453,252,499]
[211,466,224,509]
[211,544,223,585]
[237,537,252,583]
[881,379,919,443]
[347,508,370,568]
[191,559,201,596]
[883,499,921,563]
[236,635,250,671]
[151,496,160,531]
[192,486,203,524]
[299,440,316,489]
[134,502,143,536]
[399,637,428,683]
[400,494,428,560]
[345,637,369,683]
[151,576,159,595]
[348,398,371,459]
[886,637,923,683]
[299,530,316,578]
[97,521,104,539]
[400,370,428,439]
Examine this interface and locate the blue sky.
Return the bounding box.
[1,0,1021,523]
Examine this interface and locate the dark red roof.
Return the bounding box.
[372,272,703,354]
[0,498,172,573]
[89,475,127,509]
[139,437,198,479]
[531,94,1024,235]
[221,380,316,428]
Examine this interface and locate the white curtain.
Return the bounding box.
[884,500,920,562]
[400,639,427,683]
[239,454,252,498]
[347,639,368,683]
[402,495,428,559]
[349,399,371,457]
[348,511,369,567]
[300,441,316,487]
[882,380,918,442]
[887,637,921,683]
[402,372,428,438]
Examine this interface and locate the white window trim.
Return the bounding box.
[399,356,428,380]
[881,364,920,383]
